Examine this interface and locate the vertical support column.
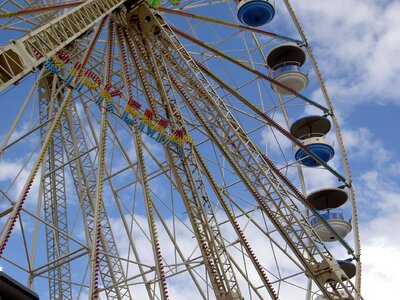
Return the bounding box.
[89,103,108,300]
[38,74,72,300]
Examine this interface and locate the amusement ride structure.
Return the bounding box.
[0,0,363,299]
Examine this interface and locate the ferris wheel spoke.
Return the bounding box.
[116,23,170,300]
[191,146,280,299]
[147,8,362,298]
[168,24,330,114]
[0,0,76,32]
[129,12,286,298]
[194,59,348,184]
[63,101,133,299]
[222,193,305,271]
[160,7,302,44]
[124,20,243,298]
[101,128,161,295]
[89,18,114,300]
[150,202,209,300]
[133,132,170,300]
[103,124,186,299]
[37,72,73,299]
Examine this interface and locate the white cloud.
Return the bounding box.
[358,176,400,298]
[0,158,40,207]
[349,147,400,300]
[388,161,400,175]
[361,240,400,298]
[342,127,393,165]
[260,112,293,155]
[293,0,400,111]
[357,170,400,215]
[0,160,24,181]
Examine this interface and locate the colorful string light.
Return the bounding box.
[147,0,161,8]
[44,52,192,155]
[168,0,181,5]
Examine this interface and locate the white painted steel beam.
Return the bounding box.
[0,0,127,92]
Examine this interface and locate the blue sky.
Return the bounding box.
[0,0,399,299]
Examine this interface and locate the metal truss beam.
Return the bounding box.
[0,0,126,92]
[39,74,72,300]
[62,100,132,299]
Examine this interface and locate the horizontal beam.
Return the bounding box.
[0,0,127,93]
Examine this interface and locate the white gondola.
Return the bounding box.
[266,44,309,95]
[310,210,352,242]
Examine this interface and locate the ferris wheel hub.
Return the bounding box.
[237,0,275,27]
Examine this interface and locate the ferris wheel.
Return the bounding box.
[0,0,363,299]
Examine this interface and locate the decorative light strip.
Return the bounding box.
[44,51,193,155]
